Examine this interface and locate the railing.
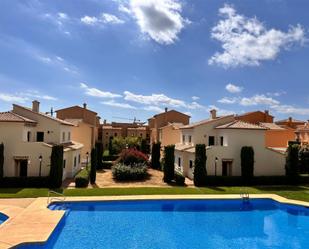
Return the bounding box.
[47,190,66,205]
[240,189,250,201]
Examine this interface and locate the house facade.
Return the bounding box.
[296,121,309,145]
[0,101,83,179]
[148,108,190,145]
[175,110,285,179]
[158,123,183,148]
[56,103,100,162]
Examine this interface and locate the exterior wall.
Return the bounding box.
[159,125,182,147]
[70,122,93,161]
[298,131,309,145]
[63,149,82,179]
[127,128,147,139]
[148,110,190,144]
[265,129,296,148]
[236,111,273,124]
[102,127,122,150]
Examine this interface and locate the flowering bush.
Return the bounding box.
[118,149,149,166]
[112,163,148,181]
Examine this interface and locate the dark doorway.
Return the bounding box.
[222,161,232,176]
[36,132,44,142]
[20,160,28,177]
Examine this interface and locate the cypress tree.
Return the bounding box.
[90,147,97,184]
[151,142,161,169]
[141,139,150,154]
[163,145,175,183]
[194,144,207,186]
[49,145,64,188]
[285,144,300,181]
[0,143,4,178]
[95,142,103,169]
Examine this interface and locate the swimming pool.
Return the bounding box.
[0,212,8,225]
[18,199,309,249]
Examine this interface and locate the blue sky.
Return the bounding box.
[0,0,309,122]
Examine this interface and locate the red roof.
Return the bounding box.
[0,112,36,123]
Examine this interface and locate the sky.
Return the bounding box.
[0,0,309,123]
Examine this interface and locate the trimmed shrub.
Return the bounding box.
[175,172,185,186]
[96,142,104,169]
[49,145,64,188]
[285,144,300,180]
[141,139,150,154]
[299,146,309,173]
[241,146,255,183]
[194,144,207,186]
[90,148,97,184]
[118,149,148,166]
[102,161,113,169]
[75,168,89,188]
[102,155,119,161]
[0,143,3,178]
[112,163,148,181]
[163,145,175,183]
[151,142,161,169]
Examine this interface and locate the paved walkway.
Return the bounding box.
[63,168,194,188]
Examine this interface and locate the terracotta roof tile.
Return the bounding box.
[216,120,266,130]
[0,112,36,123]
[259,122,285,130]
[181,115,234,129]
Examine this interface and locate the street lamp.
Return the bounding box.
[39,155,42,177]
[86,152,89,167]
[215,157,218,176]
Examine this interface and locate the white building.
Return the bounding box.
[175,110,285,179]
[0,101,83,179]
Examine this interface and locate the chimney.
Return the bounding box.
[288,117,292,122]
[210,109,217,119]
[165,107,168,113]
[104,119,107,125]
[83,103,87,109]
[265,110,269,115]
[32,100,40,112]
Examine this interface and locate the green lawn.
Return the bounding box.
[1,186,309,202]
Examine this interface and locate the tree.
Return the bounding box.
[194,144,207,186]
[108,136,114,155]
[163,145,175,183]
[285,144,300,180]
[241,146,254,184]
[151,142,161,169]
[299,145,309,174]
[0,143,4,178]
[49,145,64,188]
[95,142,103,169]
[90,147,97,184]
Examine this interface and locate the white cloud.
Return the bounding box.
[101,100,137,109]
[81,16,99,25]
[271,104,309,115]
[119,4,132,14]
[101,13,125,24]
[208,105,235,116]
[0,93,28,103]
[218,97,238,104]
[58,12,68,20]
[129,0,189,45]
[239,94,280,106]
[80,83,122,98]
[192,96,200,101]
[22,90,58,101]
[226,83,243,93]
[143,106,164,112]
[81,13,124,26]
[41,12,71,34]
[209,4,306,67]
[266,91,287,97]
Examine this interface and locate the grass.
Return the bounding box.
[0,186,309,202]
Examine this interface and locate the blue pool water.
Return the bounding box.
[0,212,8,225]
[18,199,309,249]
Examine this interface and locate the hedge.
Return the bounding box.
[0,177,50,188]
[90,148,97,184]
[112,163,148,181]
[75,168,89,188]
[102,161,113,169]
[102,155,119,162]
[163,145,175,183]
[49,145,64,188]
[194,144,207,186]
[241,146,254,183]
[151,142,161,169]
[174,173,185,186]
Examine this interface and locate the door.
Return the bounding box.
[222,161,232,176]
[20,160,28,177]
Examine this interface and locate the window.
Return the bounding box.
[220,136,224,146]
[208,136,215,146]
[189,135,192,143]
[182,135,185,143]
[68,132,71,141]
[189,160,193,169]
[178,157,181,167]
[27,131,31,142]
[63,159,66,169]
[140,133,143,137]
[62,132,65,142]
[74,156,77,167]
[36,132,44,142]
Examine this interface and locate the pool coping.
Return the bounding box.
[1,193,309,249]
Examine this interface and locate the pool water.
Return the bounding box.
[0,212,8,225]
[18,199,309,249]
